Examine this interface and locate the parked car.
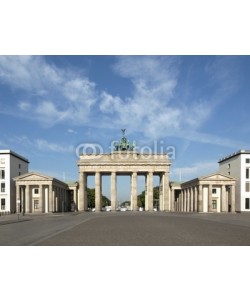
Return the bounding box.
[120,207,127,212]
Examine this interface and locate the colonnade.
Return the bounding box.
[16,184,68,213]
[78,171,170,212]
[175,184,235,213]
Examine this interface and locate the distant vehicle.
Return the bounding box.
[105,206,111,212]
[153,208,157,211]
[120,207,127,212]
[92,208,96,212]
[139,207,144,211]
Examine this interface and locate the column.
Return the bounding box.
[190,187,194,212]
[111,172,117,211]
[217,186,221,213]
[159,174,163,211]
[171,188,175,212]
[49,184,53,213]
[147,172,154,211]
[95,172,102,212]
[39,185,43,212]
[194,186,198,212]
[78,172,87,211]
[25,185,31,213]
[183,189,186,212]
[231,184,236,212]
[181,190,184,212]
[221,185,227,212]
[45,186,49,213]
[187,188,190,212]
[131,172,137,211]
[198,185,203,212]
[16,184,20,213]
[208,184,212,213]
[145,175,148,211]
[163,172,169,211]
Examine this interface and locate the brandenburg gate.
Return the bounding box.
[77,130,171,212]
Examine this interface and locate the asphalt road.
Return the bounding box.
[1,212,250,246]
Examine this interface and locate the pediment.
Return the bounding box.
[199,173,234,181]
[13,172,53,181]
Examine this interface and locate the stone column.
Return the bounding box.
[208,184,212,213]
[194,186,198,212]
[111,172,117,211]
[16,184,20,213]
[187,188,190,212]
[25,185,30,213]
[159,174,163,211]
[145,175,148,211]
[181,190,184,212]
[147,172,153,211]
[221,185,227,212]
[39,185,43,212]
[198,185,203,212]
[163,172,169,211]
[171,188,175,212]
[183,189,186,212]
[131,172,138,211]
[95,172,102,211]
[231,184,236,212]
[190,187,194,212]
[49,184,53,213]
[78,172,87,211]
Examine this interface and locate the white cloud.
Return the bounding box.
[35,139,74,153]
[0,56,97,126]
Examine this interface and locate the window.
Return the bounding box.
[212,200,217,209]
[246,182,250,192]
[34,188,39,194]
[245,198,250,209]
[212,188,217,194]
[228,163,230,169]
[246,159,250,164]
[19,172,21,176]
[1,198,5,210]
[0,169,5,179]
[34,200,39,209]
[19,164,21,169]
[246,169,250,179]
[1,183,5,193]
[228,172,230,176]
[0,158,5,164]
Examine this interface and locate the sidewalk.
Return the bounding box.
[0,213,32,225]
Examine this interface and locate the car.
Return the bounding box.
[120,207,127,212]
[139,207,144,211]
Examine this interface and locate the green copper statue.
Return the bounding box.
[114,129,135,151]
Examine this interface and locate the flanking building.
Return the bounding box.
[219,150,250,212]
[13,172,70,213]
[0,150,29,213]
[174,173,236,213]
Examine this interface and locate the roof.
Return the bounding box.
[0,149,29,163]
[218,150,250,163]
[181,172,236,186]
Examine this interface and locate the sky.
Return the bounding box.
[1,55,250,200]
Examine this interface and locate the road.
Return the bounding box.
[1,211,250,246]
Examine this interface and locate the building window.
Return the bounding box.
[19,164,21,169]
[1,198,5,210]
[246,182,250,192]
[212,188,217,194]
[246,169,250,179]
[245,198,250,209]
[228,163,230,169]
[212,200,217,209]
[0,169,5,179]
[34,188,39,194]
[246,159,250,164]
[34,200,39,209]
[1,183,5,193]
[228,172,230,176]
[19,172,21,176]
[0,158,5,164]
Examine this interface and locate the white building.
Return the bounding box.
[0,150,29,213]
[219,150,250,212]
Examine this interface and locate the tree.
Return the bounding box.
[137,186,160,208]
[87,188,111,208]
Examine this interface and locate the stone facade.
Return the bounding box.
[13,172,70,213]
[172,173,236,213]
[77,151,171,211]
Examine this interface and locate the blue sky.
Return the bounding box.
[1,55,250,200]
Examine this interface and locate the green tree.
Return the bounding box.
[87,188,111,208]
[137,186,160,208]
